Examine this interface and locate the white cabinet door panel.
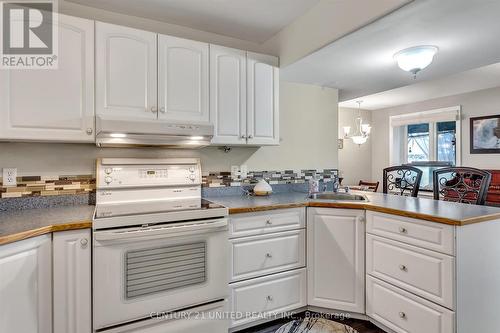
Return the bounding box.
[96,22,157,120]
[210,45,246,144]
[53,229,91,333]
[0,235,52,333]
[158,35,209,122]
[0,14,94,142]
[247,52,279,145]
[307,208,365,313]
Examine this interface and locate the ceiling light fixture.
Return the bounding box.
[343,101,371,146]
[394,45,438,78]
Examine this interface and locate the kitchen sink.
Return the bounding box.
[308,192,368,201]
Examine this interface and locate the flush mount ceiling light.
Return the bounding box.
[394,45,438,78]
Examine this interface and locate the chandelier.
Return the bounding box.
[343,101,371,145]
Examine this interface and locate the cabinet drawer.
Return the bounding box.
[367,276,454,333]
[230,230,305,282]
[366,211,455,255]
[229,208,305,238]
[367,234,455,309]
[230,269,306,328]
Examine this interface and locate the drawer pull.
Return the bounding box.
[265,253,273,258]
[266,295,274,301]
[266,220,272,225]
[399,264,408,272]
[399,227,408,234]
[399,311,406,319]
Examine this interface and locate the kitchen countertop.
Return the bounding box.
[207,191,500,226]
[2,191,500,246]
[0,205,94,245]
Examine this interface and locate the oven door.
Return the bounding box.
[93,218,229,330]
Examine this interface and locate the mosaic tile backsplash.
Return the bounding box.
[0,168,338,199]
[0,175,95,198]
[202,169,339,188]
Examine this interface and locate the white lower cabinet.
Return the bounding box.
[230,269,307,328]
[366,276,454,333]
[0,235,52,333]
[307,208,365,313]
[53,229,92,333]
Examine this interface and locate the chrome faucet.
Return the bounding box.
[332,176,340,193]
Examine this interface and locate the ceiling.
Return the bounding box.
[63,0,320,43]
[339,63,500,110]
[280,0,500,102]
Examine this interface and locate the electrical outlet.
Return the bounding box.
[231,165,239,179]
[240,165,248,179]
[2,168,17,186]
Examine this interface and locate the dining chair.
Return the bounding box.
[358,180,380,192]
[433,167,492,205]
[383,166,423,197]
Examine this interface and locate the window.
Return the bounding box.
[405,121,456,165]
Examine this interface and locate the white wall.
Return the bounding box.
[338,107,372,185]
[371,86,500,186]
[0,82,338,176]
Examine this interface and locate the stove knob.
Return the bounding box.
[105,176,113,184]
[189,167,195,173]
[189,174,196,181]
[104,168,112,174]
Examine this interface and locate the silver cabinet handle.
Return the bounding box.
[265,253,272,258]
[80,238,88,247]
[266,295,274,301]
[399,312,406,319]
[151,106,158,113]
[247,134,253,139]
[399,264,408,272]
[86,128,93,135]
[399,226,407,233]
[266,220,272,225]
[160,107,166,113]
[240,135,247,139]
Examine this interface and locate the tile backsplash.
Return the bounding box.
[0,168,338,199]
[202,169,339,188]
[0,175,95,198]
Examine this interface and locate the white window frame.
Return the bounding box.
[389,106,462,166]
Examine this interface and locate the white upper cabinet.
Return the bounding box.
[210,45,247,145]
[0,14,94,142]
[307,208,365,314]
[158,35,209,123]
[247,52,279,145]
[96,22,157,120]
[0,235,52,333]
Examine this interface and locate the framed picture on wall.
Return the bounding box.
[470,115,500,154]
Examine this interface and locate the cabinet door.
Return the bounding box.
[0,235,52,333]
[158,35,209,123]
[307,208,365,313]
[96,22,157,120]
[210,45,247,145]
[0,14,94,142]
[247,52,279,145]
[53,229,91,333]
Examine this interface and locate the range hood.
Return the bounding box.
[95,116,213,148]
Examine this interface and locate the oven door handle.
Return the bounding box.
[94,218,228,242]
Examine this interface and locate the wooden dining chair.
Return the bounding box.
[433,167,492,205]
[358,180,379,192]
[383,166,423,197]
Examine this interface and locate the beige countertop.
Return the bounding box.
[207,191,500,226]
[0,205,94,245]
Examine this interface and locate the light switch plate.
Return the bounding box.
[2,168,17,186]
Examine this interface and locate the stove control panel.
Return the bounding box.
[96,158,202,188]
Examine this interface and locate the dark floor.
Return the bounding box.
[236,312,386,333]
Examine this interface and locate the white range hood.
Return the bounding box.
[95,116,214,148]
